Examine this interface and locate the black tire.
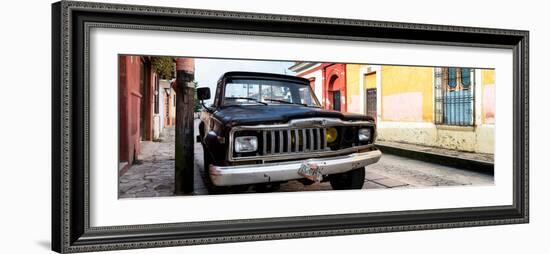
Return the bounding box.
[202,148,228,194]
[329,167,366,190]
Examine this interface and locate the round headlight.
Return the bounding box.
[358,128,372,142]
[326,127,338,143]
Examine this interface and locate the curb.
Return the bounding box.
[376,144,494,175]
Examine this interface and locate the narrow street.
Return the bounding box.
[119,120,493,198]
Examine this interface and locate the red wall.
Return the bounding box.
[119,56,142,171]
[323,63,347,112]
[144,70,155,141]
[296,63,347,112]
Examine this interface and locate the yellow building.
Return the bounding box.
[345,65,495,154]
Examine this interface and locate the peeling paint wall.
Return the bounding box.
[382,92,424,122]
[376,122,493,153]
[482,69,496,124]
[345,64,362,113]
[372,67,495,154]
[380,66,434,122]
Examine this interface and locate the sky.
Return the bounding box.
[194,58,296,104]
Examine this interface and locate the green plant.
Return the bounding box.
[151,57,175,79]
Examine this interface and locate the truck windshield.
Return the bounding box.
[223,79,321,107]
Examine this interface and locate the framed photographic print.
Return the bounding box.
[51,1,529,253]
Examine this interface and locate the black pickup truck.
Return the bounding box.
[197,71,381,192]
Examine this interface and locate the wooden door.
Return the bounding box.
[366,88,377,121]
[332,91,341,111]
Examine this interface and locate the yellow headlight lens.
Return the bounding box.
[326,127,338,143]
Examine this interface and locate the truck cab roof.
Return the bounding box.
[218,71,309,85]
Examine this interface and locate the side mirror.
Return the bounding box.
[197,87,211,101]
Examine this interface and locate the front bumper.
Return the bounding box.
[209,149,382,186]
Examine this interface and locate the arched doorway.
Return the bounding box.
[328,74,342,111]
[324,63,346,112]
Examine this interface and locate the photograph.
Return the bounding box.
[117,56,495,198]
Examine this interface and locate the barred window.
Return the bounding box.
[434,67,475,126]
[461,68,471,86]
[448,68,457,88]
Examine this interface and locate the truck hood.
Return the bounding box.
[213,105,374,127]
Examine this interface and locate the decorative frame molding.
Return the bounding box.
[52,1,529,253]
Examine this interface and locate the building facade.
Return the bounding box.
[160,79,177,128]
[289,63,348,112]
[290,62,495,154]
[118,56,176,174]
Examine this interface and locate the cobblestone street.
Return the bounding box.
[119,125,210,198]
[277,153,492,192]
[118,127,176,198]
[119,120,493,198]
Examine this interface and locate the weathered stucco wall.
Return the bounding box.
[345,64,362,113]
[374,67,494,154]
[482,69,496,124]
[377,122,494,153]
[380,66,434,122]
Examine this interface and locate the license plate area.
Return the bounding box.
[298,162,322,182]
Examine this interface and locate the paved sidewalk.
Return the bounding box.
[375,140,494,172]
[118,128,176,198]
[376,141,493,163]
[118,127,208,198]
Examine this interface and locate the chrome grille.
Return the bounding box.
[262,128,327,155]
[229,118,375,161]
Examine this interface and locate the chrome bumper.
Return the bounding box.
[209,149,382,186]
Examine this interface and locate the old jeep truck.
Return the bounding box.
[197,71,381,192]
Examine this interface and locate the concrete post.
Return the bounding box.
[174,58,195,194]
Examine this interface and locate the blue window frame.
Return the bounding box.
[434,67,475,126]
[461,68,471,87]
[448,68,457,88]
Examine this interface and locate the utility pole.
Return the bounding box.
[174,58,195,194]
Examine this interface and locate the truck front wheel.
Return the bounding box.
[329,167,365,190]
[202,149,227,194]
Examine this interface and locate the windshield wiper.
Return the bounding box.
[225,97,267,105]
[263,98,308,107]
